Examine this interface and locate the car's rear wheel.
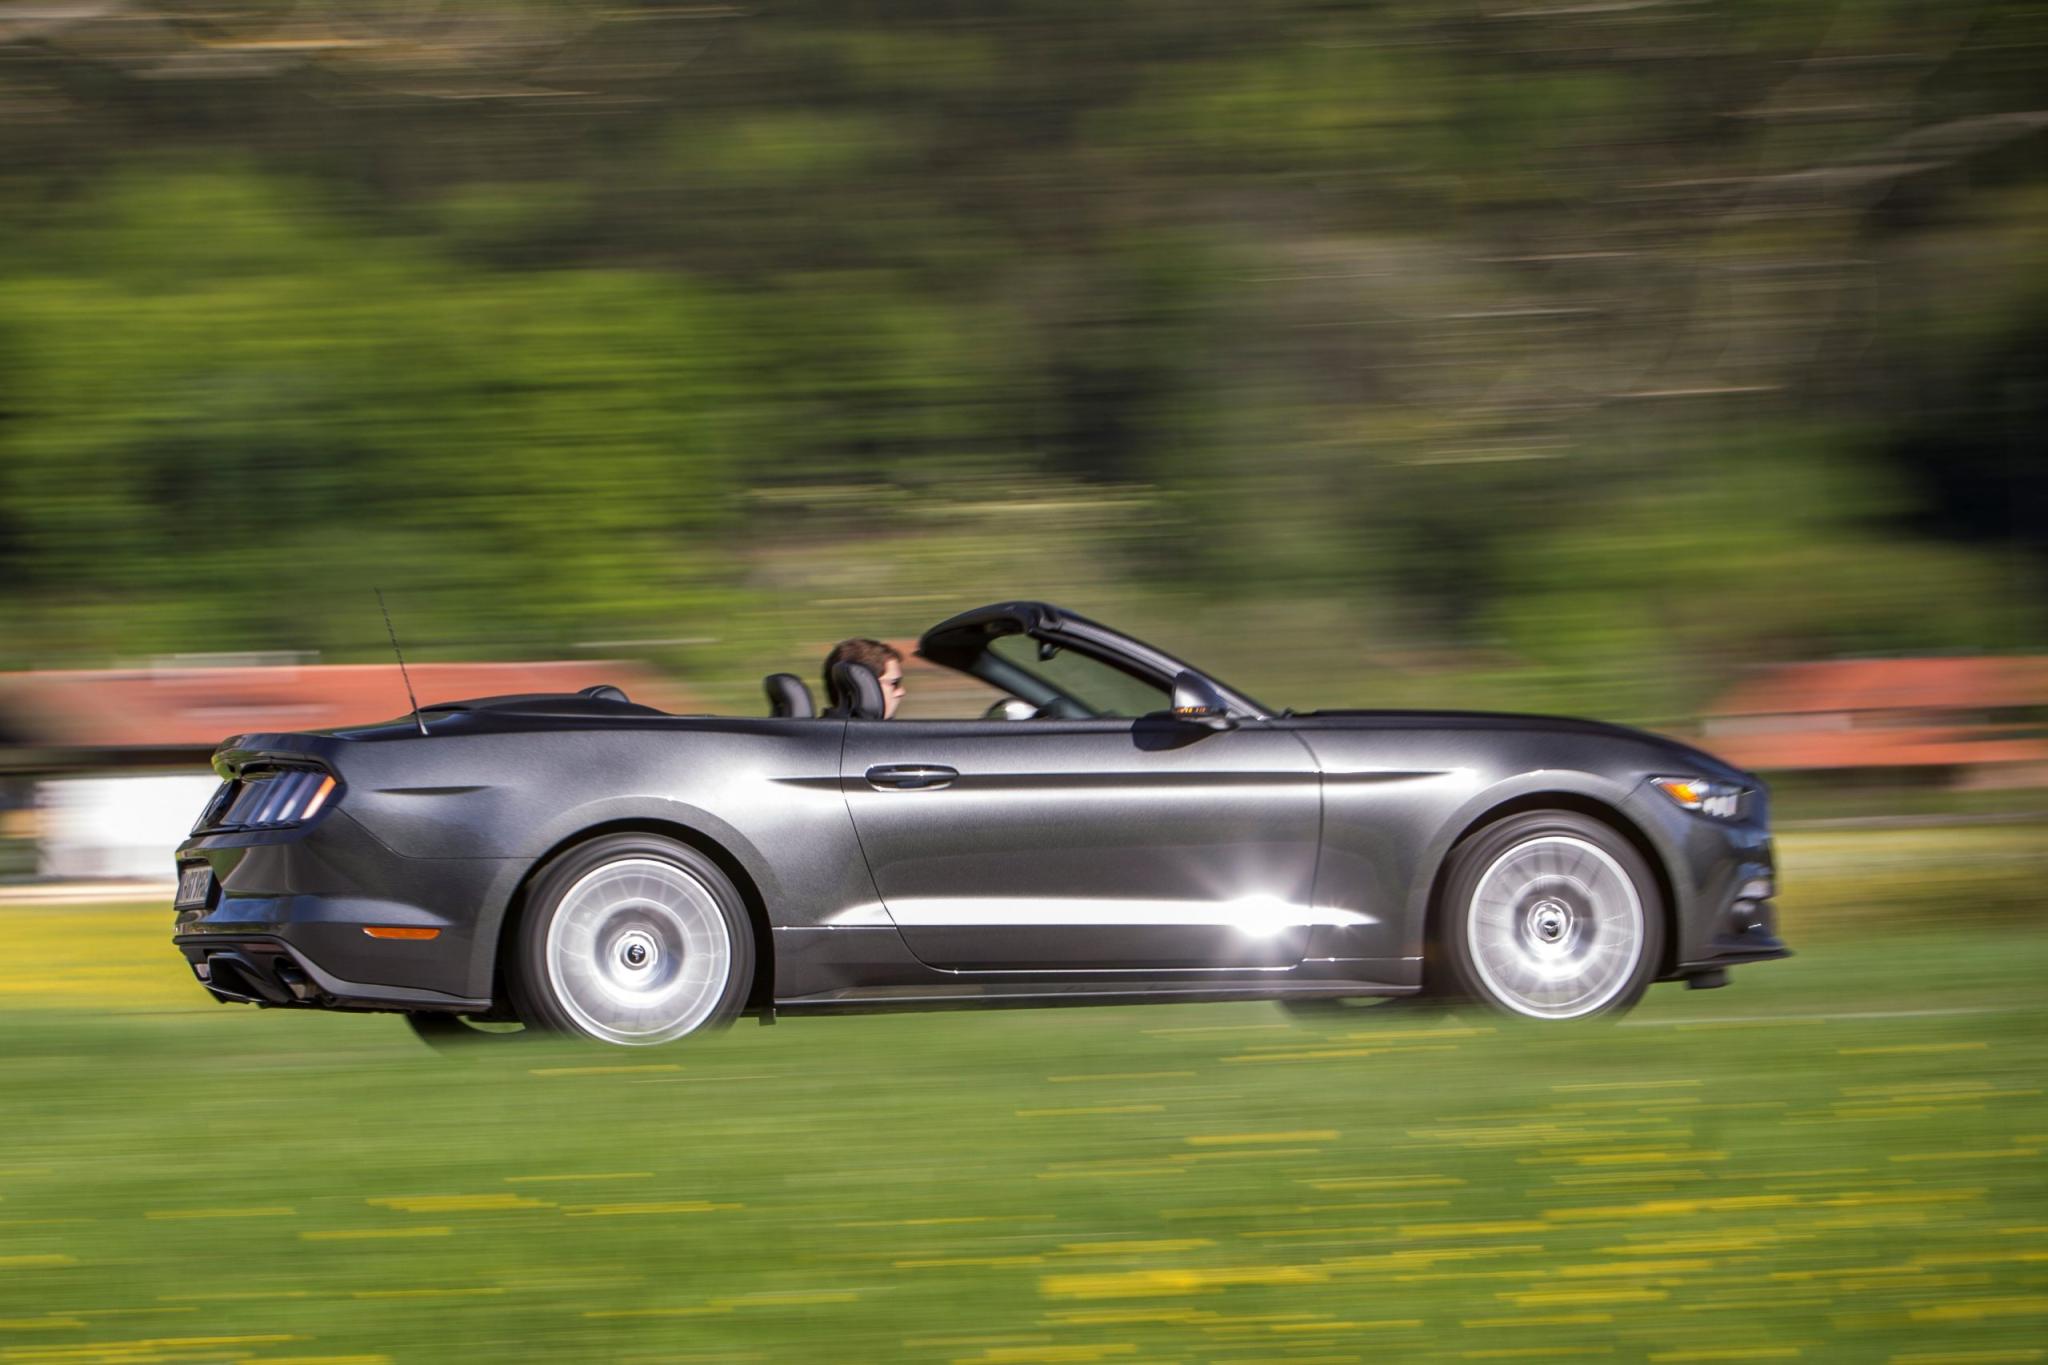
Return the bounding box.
[509,833,755,1046]
[405,1012,529,1055]
[1438,810,1662,1020]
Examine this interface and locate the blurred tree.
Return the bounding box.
[0,170,746,660]
[0,0,2041,717]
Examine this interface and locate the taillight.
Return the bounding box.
[193,767,340,833]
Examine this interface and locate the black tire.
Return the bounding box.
[405,1012,531,1057]
[507,833,755,1046]
[1435,810,1663,1020]
[1276,994,1452,1021]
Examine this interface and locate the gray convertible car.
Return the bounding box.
[173,601,1786,1046]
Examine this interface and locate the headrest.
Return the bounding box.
[826,660,886,720]
[763,672,815,719]
[578,683,630,703]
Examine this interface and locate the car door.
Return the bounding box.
[840,716,1323,972]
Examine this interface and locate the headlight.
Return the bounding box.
[1651,776,1745,820]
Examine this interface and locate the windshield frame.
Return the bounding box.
[915,602,1275,721]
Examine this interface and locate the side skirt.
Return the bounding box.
[772,979,1419,1016]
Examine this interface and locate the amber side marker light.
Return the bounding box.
[1651,775,1745,819]
[363,926,441,941]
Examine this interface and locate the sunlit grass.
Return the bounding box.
[1,828,2044,1360]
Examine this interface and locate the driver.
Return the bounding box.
[824,638,907,719]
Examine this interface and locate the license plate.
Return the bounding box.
[175,864,214,909]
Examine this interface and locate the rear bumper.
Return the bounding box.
[174,808,519,1012]
[175,934,490,1013]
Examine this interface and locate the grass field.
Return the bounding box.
[1,828,2044,1364]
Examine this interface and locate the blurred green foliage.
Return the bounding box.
[0,1,2042,716]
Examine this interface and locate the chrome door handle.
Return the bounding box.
[866,764,958,791]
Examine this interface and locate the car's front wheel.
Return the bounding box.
[1438,810,1663,1020]
[509,833,755,1046]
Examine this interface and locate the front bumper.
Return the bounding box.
[1625,780,1791,977]
[1695,871,1790,965]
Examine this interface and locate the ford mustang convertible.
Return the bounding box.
[172,601,1786,1046]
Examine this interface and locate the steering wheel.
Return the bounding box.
[982,697,1041,721]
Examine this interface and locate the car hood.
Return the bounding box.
[1296,709,1753,783]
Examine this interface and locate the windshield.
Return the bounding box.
[985,635,1169,718]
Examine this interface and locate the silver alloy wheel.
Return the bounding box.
[1465,834,1645,1020]
[543,856,734,1045]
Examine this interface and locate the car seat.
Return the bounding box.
[763,673,815,718]
[824,661,886,719]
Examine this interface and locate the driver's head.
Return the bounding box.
[825,638,906,718]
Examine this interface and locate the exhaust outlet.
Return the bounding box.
[275,963,315,1002]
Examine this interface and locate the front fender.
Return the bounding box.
[1402,770,1674,961]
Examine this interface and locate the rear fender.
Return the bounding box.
[467,796,786,999]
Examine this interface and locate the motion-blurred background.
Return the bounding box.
[3,0,2045,702]
[0,4,2044,1361]
[3,0,2046,870]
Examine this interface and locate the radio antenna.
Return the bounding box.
[376,588,429,737]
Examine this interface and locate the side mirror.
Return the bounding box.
[1170,671,1235,728]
